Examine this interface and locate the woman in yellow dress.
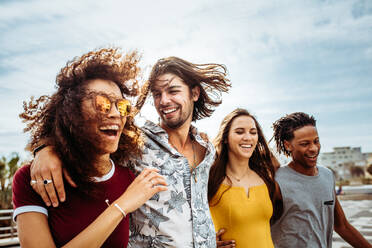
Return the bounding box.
[208,108,281,248]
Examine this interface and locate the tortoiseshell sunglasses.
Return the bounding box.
[86,92,131,117]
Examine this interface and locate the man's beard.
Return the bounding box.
[161,107,192,129]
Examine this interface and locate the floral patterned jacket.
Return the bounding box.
[127,120,216,248]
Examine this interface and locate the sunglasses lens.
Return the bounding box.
[117,99,130,117]
[95,95,111,114]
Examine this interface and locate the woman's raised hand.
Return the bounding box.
[115,168,168,214]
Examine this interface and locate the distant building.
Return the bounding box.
[320,147,366,168]
[365,152,372,165]
[320,147,369,179]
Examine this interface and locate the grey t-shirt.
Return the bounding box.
[271,165,335,248]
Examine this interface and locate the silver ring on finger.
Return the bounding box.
[30,180,37,186]
[43,179,53,185]
[151,179,155,188]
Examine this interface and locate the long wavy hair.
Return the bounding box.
[145,56,231,121]
[208,109,278,218]
[19,48,143,196]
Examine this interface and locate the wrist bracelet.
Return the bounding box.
[33,144,47,157]
[105,199,126,218]
[114,203,127,218]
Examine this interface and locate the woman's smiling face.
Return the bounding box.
[227,115,258,161]
[81,79,126,155]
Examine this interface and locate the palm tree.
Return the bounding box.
[0,152,21,209]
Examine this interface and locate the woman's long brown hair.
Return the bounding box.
[208,108,280,221]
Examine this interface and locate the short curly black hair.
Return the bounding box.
[272,112,316,156]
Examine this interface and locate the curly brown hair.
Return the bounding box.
[146,56,231,121]
[19,48,143,196]
[208,108,280,220]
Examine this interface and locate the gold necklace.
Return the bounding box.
[191,141,196,168]
[227,167,249,182]
[170,135,198,182]
[191,141,198,183]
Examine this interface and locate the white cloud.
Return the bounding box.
[1,0,372,160]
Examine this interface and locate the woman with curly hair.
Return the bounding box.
[12,48,167,248]
[208,108,281,248]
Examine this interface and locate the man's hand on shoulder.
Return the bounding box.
[30,146,75,207]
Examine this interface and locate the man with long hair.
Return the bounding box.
[30,56,231,247]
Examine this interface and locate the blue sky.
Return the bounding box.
[1,0,371,160]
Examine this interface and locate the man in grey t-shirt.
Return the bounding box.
[271,112,371,248]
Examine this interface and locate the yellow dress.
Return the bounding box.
[209,184,274,248]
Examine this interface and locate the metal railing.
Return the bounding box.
[0,209,19,246]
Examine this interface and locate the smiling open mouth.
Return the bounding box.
[99,125,119,136]
[240,144,253,148]
[162,107,178,115]
[305,154,318,159]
